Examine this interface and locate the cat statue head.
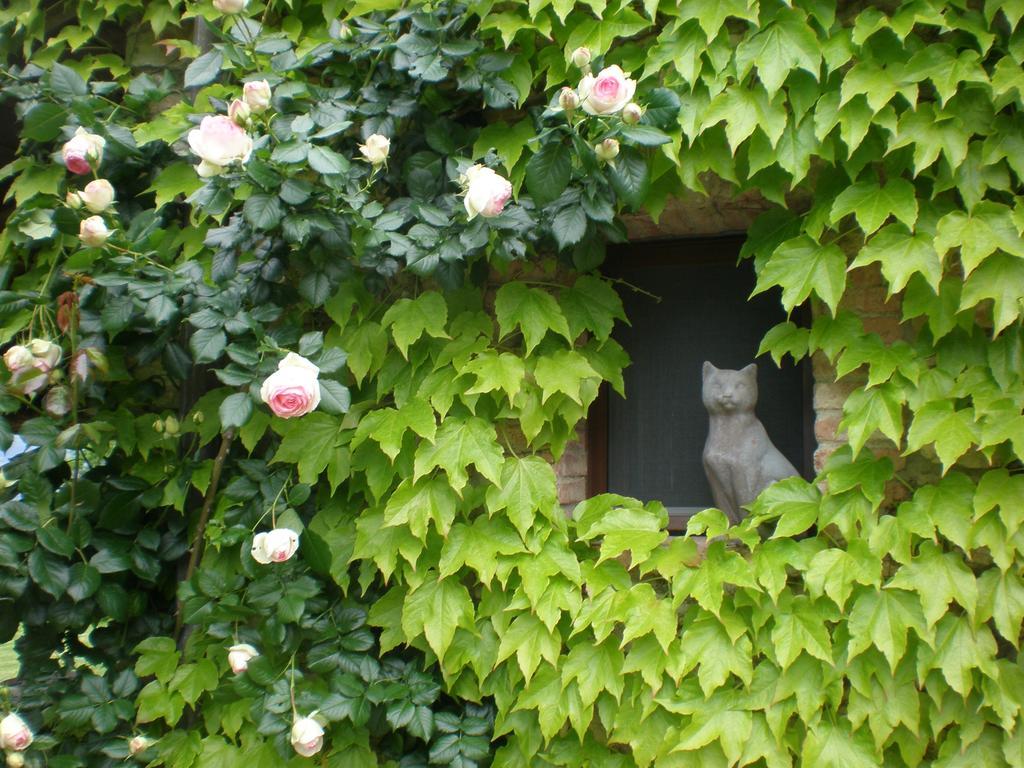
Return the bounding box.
[702,362,758,414]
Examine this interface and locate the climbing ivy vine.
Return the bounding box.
[0,0,1023,766]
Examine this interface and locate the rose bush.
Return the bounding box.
[1,0,1023,766]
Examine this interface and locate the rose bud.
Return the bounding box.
[228,99,251,127]
[128,735,155,757]
[336,22,354,40]
[595,138,620,163]
[358,134,391,165]
[558,86,579,112]
[78,179,116,213]
[187,115,254,178]
[251,528,300,564]
[570,46,592,70]
[7,753,25,768]
[290,715,325,757]
[66,190,83,209]
[461,164,512,220]
[163,414,180,435]
[242,80,272,113]
[4,346,33,373]
[622,102,643,124]
[0,713,33,751]
[79,215,110,247]
[227,643,259,674]
[212,0,248,13]
[61,127,106,175]
[260,352,321,418]
[27,339,62,370]
[578,65,637,115]
[44,385,72,417]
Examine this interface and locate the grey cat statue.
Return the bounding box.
[701,361,799,525]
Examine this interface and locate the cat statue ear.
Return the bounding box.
[702,361,717,378]
[740,363,757,378]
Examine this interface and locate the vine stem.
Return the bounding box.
[174,429,235,639]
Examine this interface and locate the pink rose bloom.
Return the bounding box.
[0,713,33,751]
[260,352,321,418]
[462,164,512,219]
[243,80,272,113]
[61,127,106,175]
[187,115,253,178]
[251,528,300,564]
[291,715,324,756]
[578,65,637,115]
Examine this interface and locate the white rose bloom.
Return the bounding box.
[461,164,512,219]
[78,179,116,213]
[595,138,620,163]
[79,215,111,247]
[243,80,272,113]
[291,715,325,757]
[128,735,155,756]
[27,339,62,370]
[251,528,300,564]
[359,134,391,165]
[227,643,259,673]
[187,115,253,178]
[212,0,248,13]
[4,345,33,372]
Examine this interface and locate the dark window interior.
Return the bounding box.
[588,236,813,526]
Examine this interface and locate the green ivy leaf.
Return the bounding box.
[462,352,525,403]
[847,588,928,670]
[830,178,918,236]
[402,573,475,662]
[734,11,821,96]
[805,542,880,611]
[383,476,459,540]
[494,282,572,354]
[413,416,503,493]
[850,225,942,294]
[889,542,978,627]
[753,235,846,314]
[533,349,599,405]
[839,383,905,457]
[906,400,978,472]
[380,292,450,358]
[485,456,559,539]
[669,614,754,696]
[771,594,833,669]
[959,253,1024,335]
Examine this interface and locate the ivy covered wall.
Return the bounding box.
[0,1,1023,767]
